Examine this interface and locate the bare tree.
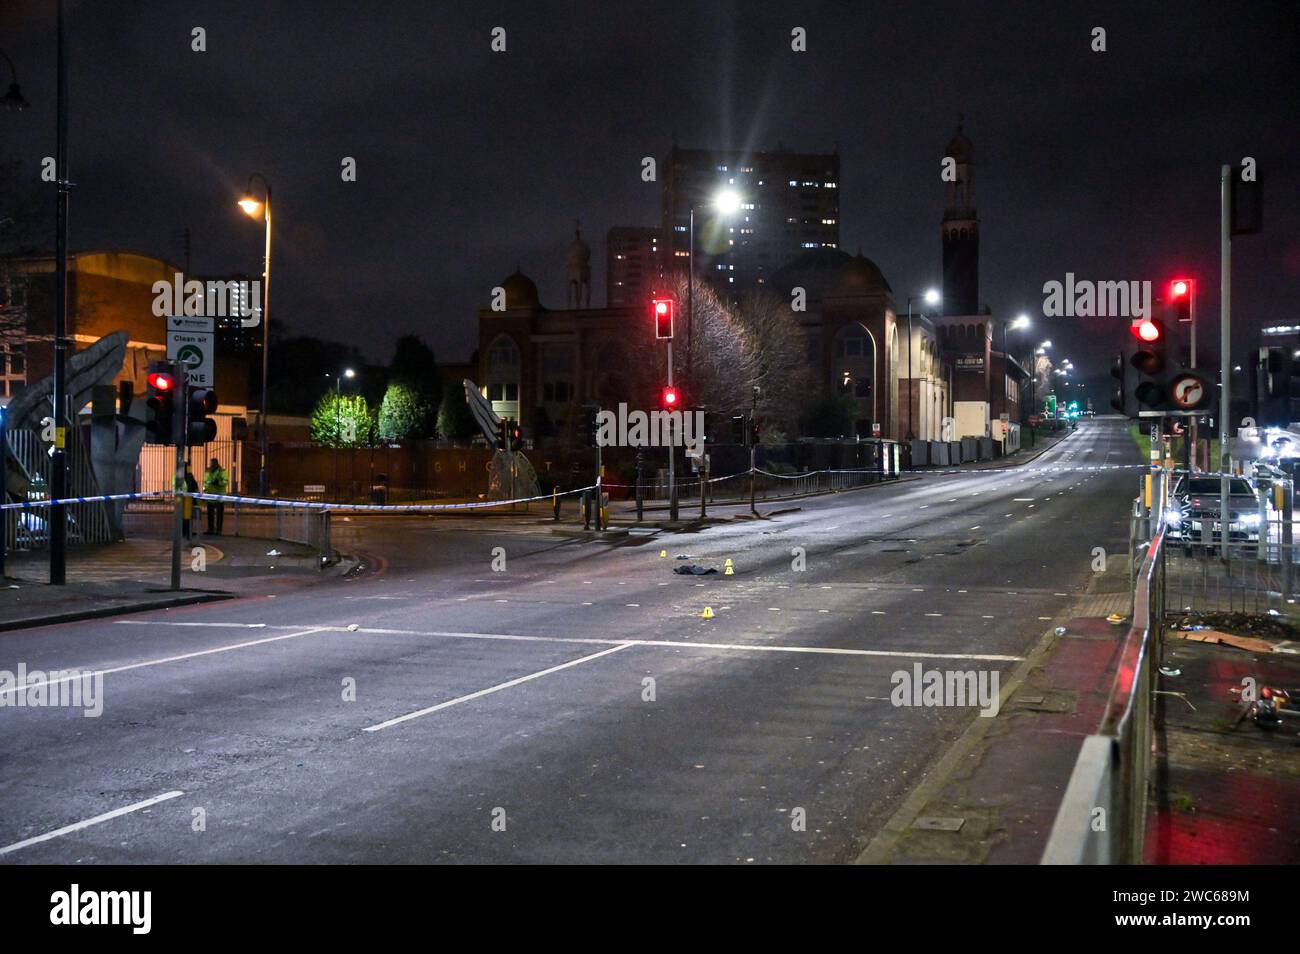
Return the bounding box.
[732,288,813,436]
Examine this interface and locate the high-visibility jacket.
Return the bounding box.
[204,466,229,495]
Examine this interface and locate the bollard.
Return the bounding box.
[1257,486,1269,563]
[552,486,560,521]
[635,452,644,522]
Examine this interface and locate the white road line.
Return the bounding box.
[0,790,184,857]
[340,626,1023,662]
[115,620,272,628]
[364,643,634,731]
[0,627,329,700]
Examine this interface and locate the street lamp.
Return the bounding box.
[906,288,941,441]
[998,314,1031,452]
[678,186,743,520]
[330,368,356,499]
[238,173,273,495]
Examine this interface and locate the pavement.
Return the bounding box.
[0,418,1151,863]
[0,529,348,632]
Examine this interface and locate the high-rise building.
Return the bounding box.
[605,226,664,308]
[661,146,840,294]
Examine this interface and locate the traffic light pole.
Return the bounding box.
[667,338,678,522]
[170,371,187,591]
[49,0,70,586]
[1219,164,1232,561]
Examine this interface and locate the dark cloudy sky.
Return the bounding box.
[3,0,1297,405]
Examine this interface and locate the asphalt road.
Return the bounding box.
[0,418,1142,863]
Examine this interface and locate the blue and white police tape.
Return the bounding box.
[181,486,598,512]
[0,491,171,511]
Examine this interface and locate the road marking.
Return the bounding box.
[0,627,330,700]
[115,620,268,628]
[969,526,980,530]
[364,643,635,731]
[0,790,184,857]
[1013,498,1034,502]
[925,613,943,617]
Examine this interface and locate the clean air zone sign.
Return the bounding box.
[166,316,214,387]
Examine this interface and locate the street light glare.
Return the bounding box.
[1040,340,1052,349]
[344,368,356,379]
[714,189,742,216]
[1011,315,1030,330]
[238,196,263,217]
[924,289,941,306]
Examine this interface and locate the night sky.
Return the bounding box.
[3,0,1297,406]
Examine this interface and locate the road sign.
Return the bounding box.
[166,316,214,387]
[872,422,881,437]
[1170,373,1206,410]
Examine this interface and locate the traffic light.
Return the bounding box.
[1167,278,1193,324]
[509,423,522,451]
[1110,352,1134,415]
[145,361,177,444]
[731,415,746,444]
[652,296,674,340]
[187,386,218,445]
[581,406,600,448]
[1114,318,1213,415]
[662,386,679,409]
[1129,319,1169,411]
[749,417,760,446]
[496,417,509,451]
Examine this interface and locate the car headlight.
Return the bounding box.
[1166,510,1183,527]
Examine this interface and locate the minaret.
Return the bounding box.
[941,115,979,316]
[566,220,592,309]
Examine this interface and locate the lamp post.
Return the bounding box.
[906,289,941,441]
[999,314,1030,450]
[48,5,71,585]
[329,368,355,499]
[676,187,742,521]
[238,175,272,496]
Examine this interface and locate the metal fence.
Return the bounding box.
[1042,523,1166,864]
[2,425,114,551]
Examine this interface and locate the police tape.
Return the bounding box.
[0,487,596,513]
[0,491,171,512]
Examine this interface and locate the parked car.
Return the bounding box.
[1167,475,1268,551]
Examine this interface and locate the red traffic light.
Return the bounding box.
[147,371,175,391]
[652,296,674,339]
[663,387,678,407]
[1131,320,1161,342]
[1169,278,1192,299]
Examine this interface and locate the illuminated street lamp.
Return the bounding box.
[238,173,273,495]
[906,288,941,440]
[677,186,743,519]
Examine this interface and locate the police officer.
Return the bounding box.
[204,456,229,535]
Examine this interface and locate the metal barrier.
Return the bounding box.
[1042,524,1165,864]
